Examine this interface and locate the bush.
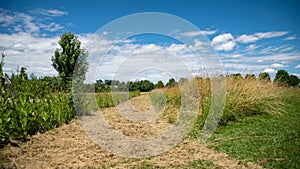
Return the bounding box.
[274,70,290,87]
[258,72,271,83]
[187,75,285,138]
[0,75,74,146]
[221,76,285,125]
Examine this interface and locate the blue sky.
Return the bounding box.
[0,0,300,82]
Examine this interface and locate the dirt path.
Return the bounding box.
[0,95,263,169]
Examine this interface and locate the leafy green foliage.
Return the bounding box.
[166,78,176,87]
[94,79,155,93]
[51,32,88,88]
[228,73,243,80]
[289,75,299,87]
[96,91,140,108]
[0,68,74,146]
[274,70,290,86]
[154,80,164,88]
[258,72,271,83]
[140,80,154,92]
[0,53,4,76]
[245,74,256,80]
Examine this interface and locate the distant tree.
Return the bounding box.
[289,75,299,87]
[274,70,290,86]
[258,72,271,83]
[155,80,164,88]
[166,78,176,87]
[0,53,4,77]
[140,80,154,92]
[51,32,88,89]
[245,74,256,80]
[96,79,104,84]
[179,78,187,84]
[129,81,140,91]
[105,80,112,85]
[19,67,28,80]
[228,73,243,80]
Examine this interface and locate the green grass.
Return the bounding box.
[178,159,222,169]
[100,159,222,169]
[207,88,300,168]
[95,91,140,108]
[149,89,167,112]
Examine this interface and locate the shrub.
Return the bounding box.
[221,76,285,125]
[187,75,285,138]
[0,75,74,146]
[258,72,271,83]
[274,70,290,87]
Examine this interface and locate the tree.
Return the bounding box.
[155,80,164,88]
[51,32,88,88]
[245,74,256,80]
[140,80,154,92]
[166,78,176,87]
[0,53,4,77]
[258,72,271,83]
[129,81,140,91]
[19,67,28,80]
[289,75,299,87]
[227,73,243,80]
[274,70,290,86]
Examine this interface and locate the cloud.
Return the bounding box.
[263,68,276,73]
[133,44,162,54]
[0,8,66,34]
[295,64,300,69]
[284,36,296,40]
[246,44,258,50]
[0,32,60,76]
[292,73,300,78]
[258,45,294,55]
[182,30,217,37]
[0,8,39,33]
[236,34,259,43]
[236,31,288,43]
[244,52,299,64]
[38,22,64,32]
[211,33,236,51]
[32,9,68,17]
[166,43,187,53]
[255,31,288,39]
[271,63,284,68]
[0,8,16,26]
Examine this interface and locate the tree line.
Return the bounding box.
[228,71,299,87]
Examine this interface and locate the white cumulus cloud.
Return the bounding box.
[236,34,259,43]
[211,33,236,51]
[271,63,284,68]
[263,68,277,73]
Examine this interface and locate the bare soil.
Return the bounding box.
[0,95,263,169]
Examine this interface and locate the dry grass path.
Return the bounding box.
[0,95,263,169]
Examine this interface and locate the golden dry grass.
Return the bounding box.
[162,76,286,126]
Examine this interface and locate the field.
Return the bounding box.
[1,75,299,168]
